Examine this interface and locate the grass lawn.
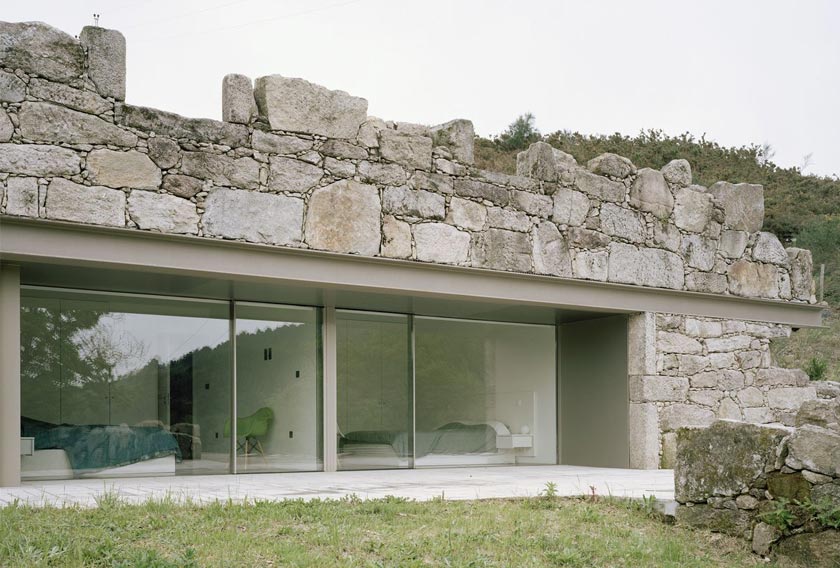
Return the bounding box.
[0,494,773,567]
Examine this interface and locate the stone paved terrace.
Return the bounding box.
[0,466,675,508]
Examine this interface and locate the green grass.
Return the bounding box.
[0,495,774,567]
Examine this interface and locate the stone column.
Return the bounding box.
[627,312,661,469]
[0,264,21,487]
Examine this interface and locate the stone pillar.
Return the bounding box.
[80,26,126,100]
[628,312,661,469]
[0,264,21,487]
[222,74,257,124]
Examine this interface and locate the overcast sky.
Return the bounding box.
[5,0,839,177]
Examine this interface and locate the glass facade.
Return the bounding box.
[337,310,412,470]
[20,289,231,479]
[20,287,559,480]
[414,317,557,466]
[234,303,322,473]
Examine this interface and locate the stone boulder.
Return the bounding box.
[661,159,692,187]
[586,153,636,178]
[532,221,572,276]
[86,149,161,190]
[379,130,433,170]
[574,170,625,202]
[552,188,589,226]
[147,137,181,169]
[414,223,470,263]
[787,247,815,302]
[180,152,259,190]
[600,203,645,242]
[380,215,411,259]
[629,168,674,219]
[304,179,381,255]
[222,74,257,124]
[0,109,11,142]
[707,181,764,232]
[516,141,563,182]
[674,420,790,503]
[786,424,840,476]
[120,104,249,147]
[128,191,198,234]
[752,232,789,266]
[18,101,137,146]
[796,399,840,431]
[472,228,532,272]
[79,26,126,100]
[728,260,780,298]
[446,197,486,231]
[383,185,444,219]
[607,242,685,290]
[0,70,26,103]
[203,187,303,246]
[27,78,111,115]
[430,119,474,164]
[675,505,753,539]
[775,531,840,568]
[0,143,81,177]
[5,177,40,217]
[673,187,713,232]
[719,230,749,258]
[0,21,85,83]
[254,75,367,139]
[267,157,323,193]
[45,178,125,227]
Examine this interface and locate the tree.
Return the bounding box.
[495,113,541,151]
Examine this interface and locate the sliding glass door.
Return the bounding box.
[414,317,557,467]
[336,310,412,470]
[20,289,231,480]
[234,303,322,473]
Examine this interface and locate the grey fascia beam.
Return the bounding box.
[0,217,824,328]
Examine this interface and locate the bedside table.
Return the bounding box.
[20,437,35,456]
[496,434,533,449]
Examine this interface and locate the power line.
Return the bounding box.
[121,0,258,30]
[133,0,365,44]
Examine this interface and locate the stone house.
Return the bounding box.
[0,21,824,486]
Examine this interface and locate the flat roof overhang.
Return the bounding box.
[0,217,824,327]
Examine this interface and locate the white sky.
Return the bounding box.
[5,0,839,177]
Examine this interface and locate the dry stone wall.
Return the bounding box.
[628,311,832,469]
[674,412,840,566]
[0,21,818,308]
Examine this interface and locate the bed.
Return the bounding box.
[338,420,517,469]
[21,416,181,480]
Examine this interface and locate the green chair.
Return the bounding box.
[224,407,274,459]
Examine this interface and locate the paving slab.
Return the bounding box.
[0,465,674,508]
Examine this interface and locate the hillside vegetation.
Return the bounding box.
[477,120,839,379]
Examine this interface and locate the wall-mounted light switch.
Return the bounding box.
[295,370,300,378]
[288,431,293,438]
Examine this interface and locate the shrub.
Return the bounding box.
[805,357,829,381]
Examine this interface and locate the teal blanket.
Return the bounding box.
[22,417,181,475]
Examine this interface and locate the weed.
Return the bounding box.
[805,357,829,381]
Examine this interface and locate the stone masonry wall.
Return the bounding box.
[674,412,840,566]
[628,311,830,469]
[0,21,817,307]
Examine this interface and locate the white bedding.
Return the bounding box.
[21,449,176,481]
